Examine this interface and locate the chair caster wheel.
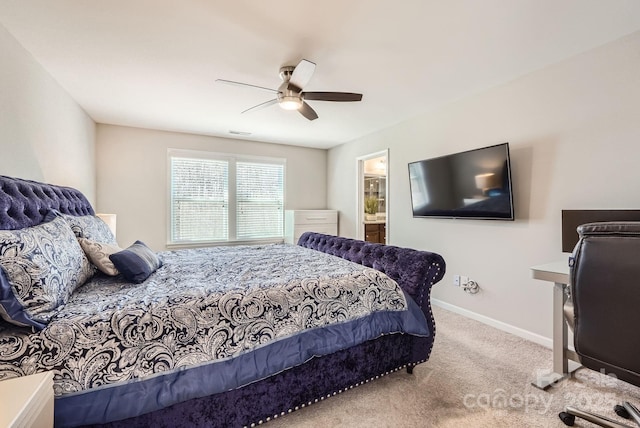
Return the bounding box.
[559,412,575,426]
[614,404,630,419]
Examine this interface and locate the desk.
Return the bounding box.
[530,261,581,390]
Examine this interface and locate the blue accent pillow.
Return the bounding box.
[109,241,162,283]
[0,215,96,329]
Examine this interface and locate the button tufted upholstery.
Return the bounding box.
[0,175,94,230]
[297,231,446,312]
[297,231,446,367]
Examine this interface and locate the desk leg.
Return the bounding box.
[553,281,569,376]
[532,281,580,390]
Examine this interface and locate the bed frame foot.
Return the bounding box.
[406,365,414,374]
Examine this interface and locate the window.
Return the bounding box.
[169,149,285,245]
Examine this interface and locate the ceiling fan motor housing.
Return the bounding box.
[279,66,295,82]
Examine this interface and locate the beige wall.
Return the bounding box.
[328,31,640,345]
[5,12,639,346]
[96,124,327,250]
[0,24,95,201]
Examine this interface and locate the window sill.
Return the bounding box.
[166,238,285,250]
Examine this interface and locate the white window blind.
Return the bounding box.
[236,161,284,240]
[170,157,229,242]
[169,150,285,245]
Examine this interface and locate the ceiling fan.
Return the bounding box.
[216,59,362,121]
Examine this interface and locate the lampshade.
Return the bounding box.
[96,213,117,237]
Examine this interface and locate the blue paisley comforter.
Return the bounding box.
[0,244,429,426]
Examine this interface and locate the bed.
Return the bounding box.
[0,175,446,427]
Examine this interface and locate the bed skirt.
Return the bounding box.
[86,332,427,428]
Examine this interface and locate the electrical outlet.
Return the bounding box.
[453,275,460,286]
[461,276,469,286]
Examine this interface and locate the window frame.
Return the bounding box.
[167,148,286,248]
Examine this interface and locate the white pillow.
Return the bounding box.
[78,238,122,276]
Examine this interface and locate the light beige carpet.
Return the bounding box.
[265,305,640,427]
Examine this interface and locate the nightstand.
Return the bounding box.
[0,372,54,428]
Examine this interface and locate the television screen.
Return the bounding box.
[408,143,514,220]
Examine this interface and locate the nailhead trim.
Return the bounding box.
[243,363,423,428]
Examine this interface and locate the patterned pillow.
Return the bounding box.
[109,240,162,283]
[78,238,122,276]
[0,216,96,329]
[46,210,117,245]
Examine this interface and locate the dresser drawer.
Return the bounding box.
[284,210,338,244]
[291,210,338,225]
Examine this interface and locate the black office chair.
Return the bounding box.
[559,222,640,427]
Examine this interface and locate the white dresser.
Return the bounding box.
[0,372,54,428]
[284,210,338,244]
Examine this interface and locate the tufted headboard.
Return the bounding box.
[0,175,94,230]
[297,231,446,313]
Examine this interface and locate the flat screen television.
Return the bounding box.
[408,143,514,220]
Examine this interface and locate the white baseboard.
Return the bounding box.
[431,299,553,349]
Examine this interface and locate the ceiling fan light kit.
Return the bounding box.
[217,59,362,121]
[278,96,303,110]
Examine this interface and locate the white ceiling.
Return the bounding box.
[2,1,640,149]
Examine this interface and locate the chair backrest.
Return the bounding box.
[570,221,640,386]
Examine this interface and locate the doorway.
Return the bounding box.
[356,150,388,243]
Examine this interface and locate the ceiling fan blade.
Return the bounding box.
[288,59,316,92]
[299,101,318,121]
[216,79,278,93]
[302,92,363,102]
[241,98,278,114]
